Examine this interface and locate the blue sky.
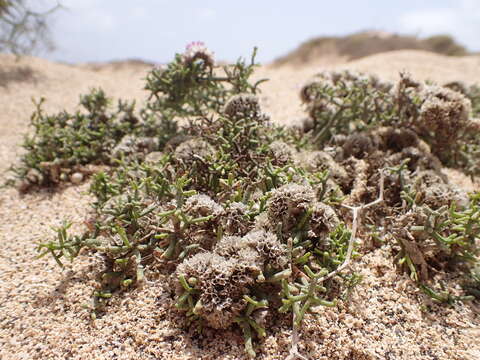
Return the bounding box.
[41,0,480,64]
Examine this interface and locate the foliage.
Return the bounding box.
[422,34,467,56]
[25,45,480,358]
[10,43,265,193]
[467,85,480,117]
[301,70,480,177]
[145,43,266,118]
[9,88,173,192]
[462,264,480,299]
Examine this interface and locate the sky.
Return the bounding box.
[37,0,480,64]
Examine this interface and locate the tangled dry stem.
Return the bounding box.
[287,171,385,360]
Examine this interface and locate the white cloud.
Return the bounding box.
[398,0,480,50]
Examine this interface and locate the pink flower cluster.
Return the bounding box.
[186,41,206,51]
[183,41,215,68]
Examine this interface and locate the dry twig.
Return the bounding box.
[286,171,385,360]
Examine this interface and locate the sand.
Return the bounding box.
[0,50,479,359]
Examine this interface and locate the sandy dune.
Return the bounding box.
[0,50,479,359]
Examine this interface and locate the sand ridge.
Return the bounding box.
[0,50,479,359]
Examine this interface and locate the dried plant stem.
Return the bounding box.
[319,170,384,283]
[285,324,307,360]
[286,235,308,360]
[287,171,384,360]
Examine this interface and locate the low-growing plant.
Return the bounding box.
[26,45,480,358]
[145,43,267,118]
[444,81,480,118]
[10,89,148,191]
[301,70,480,178]
[462,263,480,299]
[9,43,267,193]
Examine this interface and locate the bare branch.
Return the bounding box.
[319,170,385,283]
[286,171,384,360]
[0,0,62,55]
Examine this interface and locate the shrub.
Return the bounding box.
[301,70,480,177]
[9,43,266,192]
[28,45,480,358]
[10,89,148,192]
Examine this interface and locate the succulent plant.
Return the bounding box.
[27,46,480,358]
[301,70,480,177]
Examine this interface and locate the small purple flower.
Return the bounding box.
[182,41,215,68]
[186,41,205,50]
